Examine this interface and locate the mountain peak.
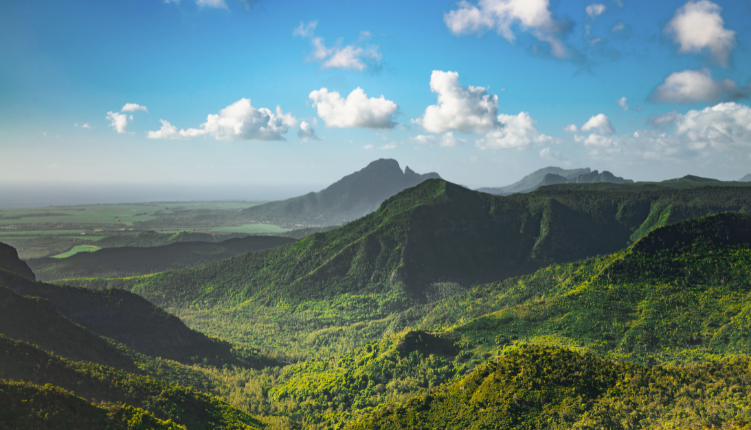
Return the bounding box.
[363,158,403,173]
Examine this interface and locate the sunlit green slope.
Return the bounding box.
[254,212,751,428]
[347,346,751,430]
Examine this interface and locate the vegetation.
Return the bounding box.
[51,244,101,258]
[5,176,751,429]
[347,346,751,430]
[0,379,186,430]
[28,235,294,281]
[0,268,244,367]
[0,338,263,430]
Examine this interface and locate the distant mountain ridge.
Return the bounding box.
[538,169,634,187]
[239,158,441,227]
[478,166,591,195]
[740,174,751,182]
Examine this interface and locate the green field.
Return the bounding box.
[51,245,101,259]
[210,224,291,234]
[0,200,287,259]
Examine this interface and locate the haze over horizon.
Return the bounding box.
[2,0,751,198]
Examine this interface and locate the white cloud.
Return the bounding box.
[588,38,602,47]
[379,142,397,150]
[298,121,323,141]
[664,0,736,66]
[444,0,568,59]
[106,111,128,134]
[585,3,606,19]
[363,144,374,150]
[612,22,624,32]
[147,120,193,140]
[562,124,579,133]
[121,103,148,113]
[581,113,614,135]
[196,0,228,9]
[294,21,381,71]
[414,70,499,134]
[580,102,751,162]
[652,68,749,104]
[617,96,629,111]
[408,132,466,148]
[74,123,92,129]
[539,147,565,161]
[309,87,397,129]
[148,99,297,141]
[477,112,556,150]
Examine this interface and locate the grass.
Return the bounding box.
[210,224,291,234]
[51,245,101,259]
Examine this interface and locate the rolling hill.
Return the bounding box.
[61,179,751,361]
[237,158,441,227]
[26,234,294,281]
[0,266,240,366]
[259,212,751,428]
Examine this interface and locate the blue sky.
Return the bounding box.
[2,0,751,199]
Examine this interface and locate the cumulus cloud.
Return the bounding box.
[147,120,194,140]
[121,103,148,113]
[539,147,566,161]
[414,70,499,134]
[294,20,381,71]
[617,97,629,111]
[298,121,323,141]
[309,87,397,129]
[664,0,736,66]
[196,0,228,9]
[409,132,466,148]
[148,98,297,141]
[476,112,557,150]
[585,3,606,19]
[580,102,751,162]
[581,113,615,135]
[651,69,749,104]
[444,0,568,59]
[562,124,579,133]
[106,111,128,134]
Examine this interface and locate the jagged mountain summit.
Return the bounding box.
[740,174,751,182]
[538,169,634,187]
[477,166,591,195]
[239,158,440,227]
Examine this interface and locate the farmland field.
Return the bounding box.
[51,245,101,259]
[0,200,285,259]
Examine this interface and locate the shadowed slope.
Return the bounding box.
[0,242,34,280]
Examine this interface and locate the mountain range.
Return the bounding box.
[478,166,633,195]
[4,162,751,429]
[237,158,440,227]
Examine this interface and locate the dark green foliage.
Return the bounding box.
[0,286,138,371]
[238,159,440,227]
[0,338,263,430]
[0,379,186,430]
[347,346,751,430]
[0,269,240,366]
[27,235,294,281]
[0,242,34,280]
